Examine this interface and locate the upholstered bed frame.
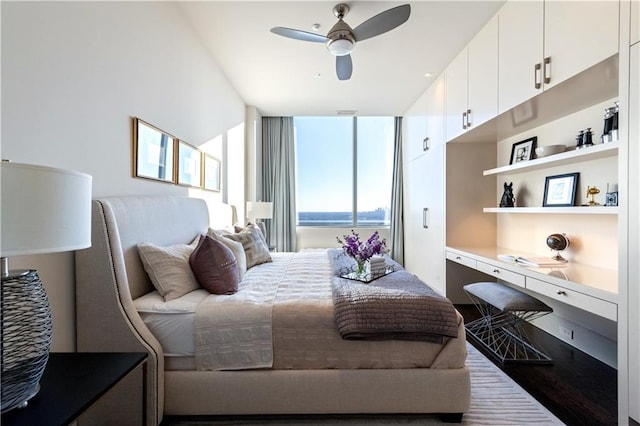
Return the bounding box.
[75,196,471,425]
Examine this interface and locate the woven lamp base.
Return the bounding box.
[1,270,52,413]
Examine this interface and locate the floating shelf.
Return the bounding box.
[483,141,619,176]
[483,206,618,214]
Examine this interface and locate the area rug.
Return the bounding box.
[161,343,565,426]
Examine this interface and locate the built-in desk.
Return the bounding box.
[446,246,618,321]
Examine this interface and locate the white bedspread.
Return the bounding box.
[194,253,295,370]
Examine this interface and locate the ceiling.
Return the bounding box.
[176,1,505,117]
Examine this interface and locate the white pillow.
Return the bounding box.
[137,238,200,301]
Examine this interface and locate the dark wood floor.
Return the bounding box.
[455,304,617,426]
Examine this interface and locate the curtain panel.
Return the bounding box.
[389,116,404,264]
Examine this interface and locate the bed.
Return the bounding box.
[75,196,470,425]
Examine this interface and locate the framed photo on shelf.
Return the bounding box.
[203,154,221,192]
[509,136,537,165]
[177,140,202,188]
[133,118,176,183]
[543,172,579,207]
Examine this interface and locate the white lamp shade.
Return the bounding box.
[246,201,273,220]
[1,162,93,257]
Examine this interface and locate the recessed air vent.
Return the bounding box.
[336,110,357,116]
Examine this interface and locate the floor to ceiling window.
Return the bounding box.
[294,116,394,227]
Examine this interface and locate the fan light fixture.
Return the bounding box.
[327,38,354,56]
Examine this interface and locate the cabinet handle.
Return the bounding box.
[423,207,429,229]
[455,256,461,260]
[493,269,500,273]
[534,62,542,89]
[423,137,430,151]
[462,111,467,129]
[557,290,567,296]
[543,57,551,84]
[466,109,472,128]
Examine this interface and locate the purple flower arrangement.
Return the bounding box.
[337,230,387,273]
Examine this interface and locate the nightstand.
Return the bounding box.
[1,352,147,426]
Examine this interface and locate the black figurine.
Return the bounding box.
[499,182,515,207]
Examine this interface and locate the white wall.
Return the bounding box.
[1,1,246,350]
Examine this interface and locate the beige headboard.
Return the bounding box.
[75,196,212,425]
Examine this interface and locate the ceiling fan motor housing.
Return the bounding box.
[326,19,355,56]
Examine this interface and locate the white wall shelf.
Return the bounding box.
[483,206,618,214]
[483,141,619,176]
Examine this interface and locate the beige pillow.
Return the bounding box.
[189,235,239,295]
[206,228,247,280]
[138,238,200,301]
[225,224,272,269]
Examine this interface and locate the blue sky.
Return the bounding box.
[294,117,394,213]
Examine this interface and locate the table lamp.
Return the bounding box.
[1,161,92,412]
[246,201,273,243]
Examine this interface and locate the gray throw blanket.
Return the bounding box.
[329,249,459,343]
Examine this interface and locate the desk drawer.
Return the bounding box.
[446,251,476,269]
[476,261,526,287]
[526,277,617,321]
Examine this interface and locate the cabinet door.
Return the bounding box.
[467,15,499,130]
[629,42,640,424]
[498,0,544,113]
[445,49,468,142]
[425,74,445,150]
[544,1,619,90]
[632,0,639,46]
[403,90,428,162]
[403,146,445,294]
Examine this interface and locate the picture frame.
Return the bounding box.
[177,140,202,188]
[509,136,537,165]
[203,154,221,192]
[543,172,579,207]
[133,118,176,183]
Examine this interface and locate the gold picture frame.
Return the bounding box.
[203,154,221,192]
[177,140,202,188]
[133,118,176,183]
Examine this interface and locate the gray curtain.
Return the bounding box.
[262,117,297,252]
[389,116,404,264]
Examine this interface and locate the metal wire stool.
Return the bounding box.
[464,282,552,364]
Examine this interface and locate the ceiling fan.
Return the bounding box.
[270,3,411,81]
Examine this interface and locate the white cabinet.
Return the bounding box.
[633,0,639,46]
[403,76,446,294]
[403,91,428,162]
[445,15,498,141]
[498,0,619,114]
[628,41,639,424]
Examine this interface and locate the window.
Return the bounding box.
[294,116,395,227]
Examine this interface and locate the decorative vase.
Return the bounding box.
[355,259,368,277]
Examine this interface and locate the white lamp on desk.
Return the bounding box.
[1,161,92,412]
[246,201,273,244]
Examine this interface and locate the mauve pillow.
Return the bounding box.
[189,235,239,295]
[206,228,247,280]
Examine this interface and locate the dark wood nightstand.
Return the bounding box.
[1,352,147,426]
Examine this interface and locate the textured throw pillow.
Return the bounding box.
[225,224,272,269]
[138,239,200,301]
[189,235,239,295]
[206,228,247,280]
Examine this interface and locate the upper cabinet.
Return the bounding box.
[632,0,639,46]
[445,16,498,141]
[498,0,619,114]
[403,91,428,162]
[425,74,446,150]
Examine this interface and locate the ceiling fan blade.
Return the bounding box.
[336,55,353,81]
[353,4,411,42]
[270,27,328,43]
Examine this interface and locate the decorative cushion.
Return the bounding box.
[225,224,272,269]
[189,235,239,295]
[138,239,200,301]
[206,228,247,280]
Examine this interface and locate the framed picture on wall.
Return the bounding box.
[509,137,537,165]
[543,172,579,207]
[177,140,202,188]
[133,118,176,183]
[203,154,221,192]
